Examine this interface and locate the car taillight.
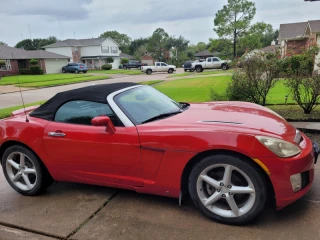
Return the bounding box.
[80,66,83,68]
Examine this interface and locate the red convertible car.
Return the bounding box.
[0,82,319,225]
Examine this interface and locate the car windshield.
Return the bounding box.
[114,86,183,124]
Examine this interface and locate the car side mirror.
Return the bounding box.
[91,116,115,135]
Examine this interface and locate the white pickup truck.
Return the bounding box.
[191,57,231,72]
[141,62,176,75]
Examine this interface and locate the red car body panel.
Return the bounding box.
[0,101,315,209]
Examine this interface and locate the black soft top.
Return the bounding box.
[29,82,138,121]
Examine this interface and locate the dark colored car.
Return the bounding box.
[123,60,146,70]
[62,63,88,74]
[182,61,194,72]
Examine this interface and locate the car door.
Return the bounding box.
[65,64,72,72]
[206,58,214,69]
[154,62,162,72]
[212,58,220,68]
[161,62,168,72]
[42,100,143,186]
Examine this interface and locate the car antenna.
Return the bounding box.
[12,53,29,122]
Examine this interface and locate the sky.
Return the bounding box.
[1,0,319,47]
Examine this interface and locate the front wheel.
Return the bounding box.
[123,66,127,70]
[62,69,66,73]
[168,68,174,74]
[188,154,267,225]
[75,69,79,74]
[2,145,53,196]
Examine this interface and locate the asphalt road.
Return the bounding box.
[0,161,320,240]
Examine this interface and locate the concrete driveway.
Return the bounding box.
[1,161,320,240]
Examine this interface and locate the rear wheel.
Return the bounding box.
[146,69,152,75]
[2,145,53,196]
[188,154,267,225]
[123,66,127,70]
[168,68,174,74]
[75,69,79,74]
[195,66,202,73]
[62,69,66,73]
[184,69,187,72]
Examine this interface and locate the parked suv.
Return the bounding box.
[62,63,88,73]
[182,61,194,72]
[123,60,146,70]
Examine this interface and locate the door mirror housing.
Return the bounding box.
[91,116,115,135]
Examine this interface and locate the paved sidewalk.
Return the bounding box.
[290,122,320,131]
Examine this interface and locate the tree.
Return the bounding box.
[99,31,132,53]
[147,28,169,61]
[121,58,129,64]
[106,57,114,64]
[196,42,207,52]
[15,37,58,50]
[208,38,233,59]
[166,36,189,52]
[0,41,7,46]
[214,0,256,58]
[248,22,275,47]
[134,44,148,60]
[129,38,149,55]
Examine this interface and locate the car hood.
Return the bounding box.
[147,101,296,139]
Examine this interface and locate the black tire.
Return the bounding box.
[2,145,53,196]
[195,66,202,73]
[188,154,267,225]
[62,69,66,73]
[75,69,79,74]
[146,69,152,75]
[123,66,127,70]
[222,64,229,70]
[168,68,174,74]
[184,69,187,72]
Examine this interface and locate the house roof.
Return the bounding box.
[0,45,69,59]
[260,45,281,53]
[43,38,112,48]
[120,53,135,60]
[194,50,214,57]
[309,20,320,33]
[279,22,308,40]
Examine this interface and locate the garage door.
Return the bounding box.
[112,58,120,69]
[45,59,68,74]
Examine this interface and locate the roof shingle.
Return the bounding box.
[279,22,308,40]
[309,20,320,33]
[43,38,109,48]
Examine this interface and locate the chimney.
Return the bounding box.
[271,40,276,46]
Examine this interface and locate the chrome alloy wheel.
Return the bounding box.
[196,164,256,218]
[5,152,37,191]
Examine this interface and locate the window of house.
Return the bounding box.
[0,60,11,71]
[111,46,118,54]
[54,100,123,126]
[101,46,109,53]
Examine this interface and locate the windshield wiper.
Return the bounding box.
[141,111,182,124]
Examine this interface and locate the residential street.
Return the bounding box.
[1,160,320,240]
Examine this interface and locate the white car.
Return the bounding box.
[141,62,176,75]
[191,57,231,72]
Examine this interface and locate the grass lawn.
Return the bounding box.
[19,75,110,88]
[268,105,320,121]
[155,76,293,104]
[138,80,164,85]
[167,70,233,78]
[89,69,142,75]
[0,101,45,119]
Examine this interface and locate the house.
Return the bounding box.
[194,50,214,59]
[0,45,70,76]
[260,40,281,53]
[43,38,121,69]
[141,54,154,65]
[120,53,135,60]
[279,20,320,70]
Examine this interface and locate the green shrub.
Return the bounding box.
[209,88,228,101]
[106,57,114,64]
[19,68,31,75]
[101,64,112,70]
[30,59,39,65]
[30,66,44,75]
[121,58,129,64]
[0,60,6,66]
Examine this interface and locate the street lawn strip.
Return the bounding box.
[0,101,45,119]
[18,76,110,88]
[89,69,143,75]
[155,75,294,104]
[138,80,164,85]
[0,74,91,86]
[167,70,233,78]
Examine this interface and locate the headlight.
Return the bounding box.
[256,136,301,158]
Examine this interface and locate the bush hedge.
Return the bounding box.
[0,60,6,66]
[101,64,112,70]
[30,66,44,75]
[30,59,39,65]
[19,68,31,75]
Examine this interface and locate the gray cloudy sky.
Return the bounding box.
[1,0,319,46]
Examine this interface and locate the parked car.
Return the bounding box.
[191,57,231,72]
[1,82,319,225]
[141,62,176,75]
[123,60,146,70]
[182,61,195,72]
[62,63,88,74]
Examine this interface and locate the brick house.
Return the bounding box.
[279,20,320,70]
[0,45,70,76]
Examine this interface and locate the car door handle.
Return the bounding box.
[48,132,66,137]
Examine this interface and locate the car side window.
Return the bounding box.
[212,58,219,62]
[156,63,161,66]
[54,100,123,127]
[161,63,167,66]
[207,58,212,62]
